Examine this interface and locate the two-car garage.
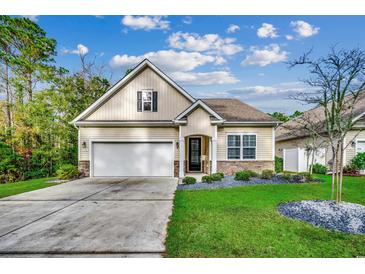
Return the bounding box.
[91,141,174,177]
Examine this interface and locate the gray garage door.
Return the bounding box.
[92,142,174,177]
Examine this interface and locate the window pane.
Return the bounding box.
[228,148,240,159]
[143,102,151,111]
[228,135,240,147]
[243,148,256,159]
[142,91,152,101]
[243,135,256,147]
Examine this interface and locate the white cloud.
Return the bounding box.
[290,20,319,38]
[171,71,239,86]
[62,44,89,56]
[121,16,170,31]
[257,23,278,38]
[226,24,240,33]
[182,16,192,25]
[22,15,39,22]
[168,32,243,56]
[285,34,294,40]
[242,44,288,67]
[109,50,222,73]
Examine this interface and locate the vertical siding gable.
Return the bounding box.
[85,67,191,121]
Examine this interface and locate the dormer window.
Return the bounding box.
[137,90,158,112]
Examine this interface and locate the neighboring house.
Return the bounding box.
[72,59,279,178]
[276,91,365,172]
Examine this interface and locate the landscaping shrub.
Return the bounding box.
[56,164,79,180]
[211,173,223,181]
[281,171,292,181]
[217,172,225,178]
[275,156,283,173]
[0,142,24,183]
[234,170,251,181]
[343,163,358,174]
[183,176,196,185]
[311,163,327,174]
[246,170,258,178]
[202,175,213,183]
[350,152,365,171]
[298,172,313,181]
[261,169,274,179]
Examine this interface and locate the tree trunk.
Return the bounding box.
[4,60,12,128]
[27,73,32,101]
[310,149,315,175]
[331,147,336,200]
[339,141,344,203]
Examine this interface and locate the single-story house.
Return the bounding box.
[276,91,365,172]
[72,59,280,178]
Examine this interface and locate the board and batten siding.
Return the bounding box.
[79,127,179,161]
[217,127,274,161]
[85,67,191,121]
[180,107,216,137]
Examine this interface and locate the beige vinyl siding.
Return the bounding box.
[217,127,274,161]
[180,107,215,137]
[85,67,191,121]
[345,130,365,164]
[79,127,179,161]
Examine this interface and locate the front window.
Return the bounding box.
[227,135,241,159]
[142,91,152,111]
[227,134,256,160]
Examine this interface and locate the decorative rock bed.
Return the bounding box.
[178,175,321,190]
[278,200,365,234]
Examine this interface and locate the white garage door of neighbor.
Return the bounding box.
[92,142,174,177]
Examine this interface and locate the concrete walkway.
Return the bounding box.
[0,177,178,257]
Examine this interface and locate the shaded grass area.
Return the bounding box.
[0,177,57,199]
[166,175,365,257]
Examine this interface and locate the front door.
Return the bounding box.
[189,138,201,172]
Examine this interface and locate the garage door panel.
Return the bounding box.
[92,142,173,177]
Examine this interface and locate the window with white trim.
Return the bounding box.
[142,90,152,111]
[227,134,256,160]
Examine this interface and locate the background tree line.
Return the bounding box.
[0,16,110,183]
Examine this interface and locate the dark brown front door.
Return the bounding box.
[189,138,201,172]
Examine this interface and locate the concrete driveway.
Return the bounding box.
[0,177,178,257]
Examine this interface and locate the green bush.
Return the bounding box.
[211,172,223,181]
[281,171,292,181]
[246,170,258,178]
[311,163,327,174]
[343,163,358,174]
[275,156,283,173]
[217,172,225,178]
[350,152,365,171]
[234,170,251,181]
[298,172,313,181]
[0,142,24,183]
[183,176,196,185]
[261,169,274,179]
[56,164,79,180]
[202,175,213,183]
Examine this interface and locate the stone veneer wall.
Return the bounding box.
[174,161,179,177]
[217,161,274,176]
[78,161,90,177]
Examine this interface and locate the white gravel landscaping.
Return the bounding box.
[278,200,365,234]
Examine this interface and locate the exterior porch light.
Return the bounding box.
[82,141,87,149]
[176,141,179,149]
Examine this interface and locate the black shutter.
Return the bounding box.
[137,91,142,112]
[152,91,158,112]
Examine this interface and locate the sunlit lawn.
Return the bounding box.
[166,175,365,257]
[0,177,57,199]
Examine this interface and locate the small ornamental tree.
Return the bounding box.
[289,47,365,203]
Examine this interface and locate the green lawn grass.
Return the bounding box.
[166,175,365,258]
[0,177,57,199]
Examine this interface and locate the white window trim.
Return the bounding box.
[227,133,241,160]
[142,90,153,112]
[226,133,257,161]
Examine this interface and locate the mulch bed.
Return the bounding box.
[278,200,365,234]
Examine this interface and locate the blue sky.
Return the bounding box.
[30,15,365,114]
